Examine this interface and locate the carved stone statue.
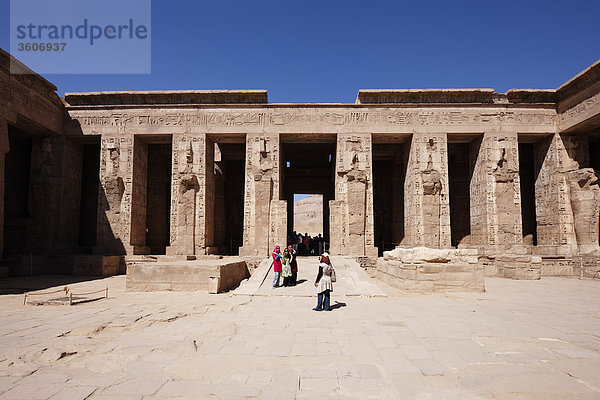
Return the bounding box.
[567,168,600,254]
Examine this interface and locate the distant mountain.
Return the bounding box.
[294,194,323,236]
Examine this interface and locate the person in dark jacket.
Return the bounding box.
[288,245,298,285]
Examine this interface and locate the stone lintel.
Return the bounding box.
[64,90,269,106]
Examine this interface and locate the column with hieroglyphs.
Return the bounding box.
[94,136,135,255]
[166,133,216,256]
[401,133,451,249]
[470,131,524,254]
[239,133,287,257]
[329,133,377,257]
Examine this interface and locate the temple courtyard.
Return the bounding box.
[0,258,598,399]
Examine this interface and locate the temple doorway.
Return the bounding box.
[372,136,410,256]
[281,136,336,252]
[292,194,325,255]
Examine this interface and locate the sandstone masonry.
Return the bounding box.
[1,48,600,282]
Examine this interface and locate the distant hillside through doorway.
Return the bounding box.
[294,194,323,236]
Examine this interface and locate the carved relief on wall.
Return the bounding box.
[70,109,556,134]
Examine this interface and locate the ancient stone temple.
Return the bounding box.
[1,47,600,283]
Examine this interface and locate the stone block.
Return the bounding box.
[126,258,249,292]
[376,260,484,292]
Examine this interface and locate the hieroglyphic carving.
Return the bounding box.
[553,134,600,254]
[167,134,206,255]
[468,133,522,250]
[559,91,600,130]
[402,134,451,248]
[71,109,556,130]
[95,136,133,254]
[239,133,285,257]
[330,134,377,256]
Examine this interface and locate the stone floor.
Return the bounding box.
[0,257,599,399]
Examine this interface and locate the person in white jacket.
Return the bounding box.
[313,253,333,311]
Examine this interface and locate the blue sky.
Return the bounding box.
[1,0,599,102]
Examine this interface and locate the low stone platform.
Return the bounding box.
[376,260,485,292]
[126,258,249,293]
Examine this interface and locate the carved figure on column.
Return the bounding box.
[567,168,600,254]
[562,135,600,254]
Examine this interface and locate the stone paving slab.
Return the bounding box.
[0,275,599,399]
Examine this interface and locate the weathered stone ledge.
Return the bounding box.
[376,259,485,292]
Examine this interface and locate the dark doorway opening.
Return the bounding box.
[589,134,600,246]
[3,126,33,256]
[78,141,100,253]
[372,142,406,256]
[145,143,172,254]
[282,139,335,249]
[447,135,481,248]
[448,143,472,247]
[518,142,537,246]
[589,135,600,171]
[213,142,246,255]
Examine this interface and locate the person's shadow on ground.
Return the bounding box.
[329,301,347,310]
[295,279,307,285]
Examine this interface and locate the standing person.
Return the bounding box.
[272,246,282,288]
[313,252,334,311]
[297,233,304,255]
[317,234,324,255]
[303,233,309,255]
[281,248,293,287]
[288,245,298,286]
[292,231,299,252]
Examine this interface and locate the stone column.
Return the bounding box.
[239,133,286,257]
[470,132,524,254]
[549,133,600,255]
[130,137,149,254]
[167,134,214,256]
[402,133,451,248]
[329,133,377,257]
[94,136,133,255]
[0,119,8,259]
[532,134,574,254]
[29,136,67,254]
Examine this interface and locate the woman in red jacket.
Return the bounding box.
[272,246,282,288]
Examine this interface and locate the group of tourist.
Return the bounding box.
[271,245,299,287]
[289,231,325,256]
[272,245,334,311]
